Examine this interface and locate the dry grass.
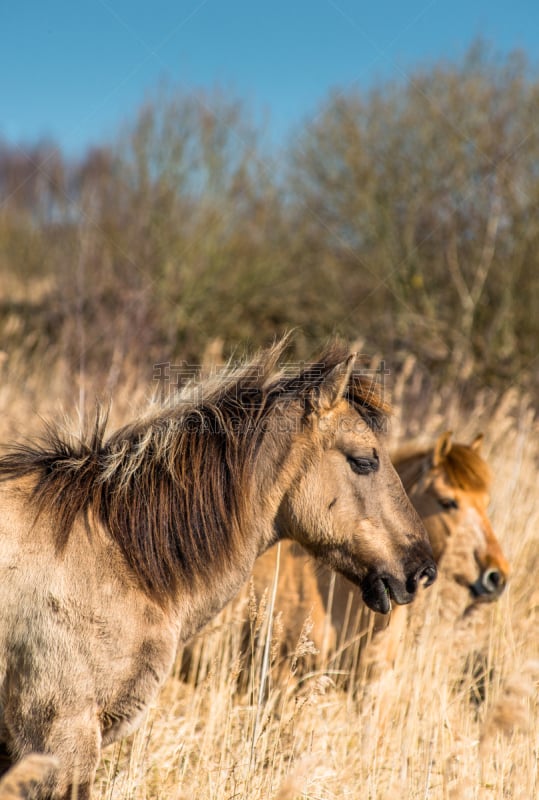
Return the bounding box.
[0,352,537,799]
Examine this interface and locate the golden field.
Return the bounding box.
[0,347,537,800]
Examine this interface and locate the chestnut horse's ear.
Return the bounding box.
[470,433,484,452]
[433,431,453,466]
[316,354,356,410]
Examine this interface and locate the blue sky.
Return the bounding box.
[2,1,539,155]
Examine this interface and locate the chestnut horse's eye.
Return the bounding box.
[347,454,379,475]
[439,497,459,511]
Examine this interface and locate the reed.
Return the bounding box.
[0,352,536,799]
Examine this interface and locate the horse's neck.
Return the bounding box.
[180,506,292,644]
[176,548,259,643]
[394,453,429,493]
[172,412,304,642]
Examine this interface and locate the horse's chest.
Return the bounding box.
[45,593,180,746]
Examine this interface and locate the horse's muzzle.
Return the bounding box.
[361,559,437,614]
[469,567,507,600]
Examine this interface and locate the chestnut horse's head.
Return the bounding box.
[395,432,509,605]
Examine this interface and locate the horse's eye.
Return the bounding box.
[347,455,379,475]
[439,497,459,511]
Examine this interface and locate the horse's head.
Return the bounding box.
[272,352,436,614]
[398,432,509,604]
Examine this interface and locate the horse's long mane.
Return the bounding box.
[394,440,492,493]
[0,338,388,605]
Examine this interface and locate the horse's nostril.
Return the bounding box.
[419,563,437,588]
[482,568,505,594]
[407,562,437,594]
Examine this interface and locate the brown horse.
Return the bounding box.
[0,340,435,799]
[247,431,509,675]
[392,431,508,604]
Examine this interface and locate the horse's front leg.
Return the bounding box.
[0,753,59,800]
[0,754,95,800]
[3,695,101,800]
[0,743,13,780]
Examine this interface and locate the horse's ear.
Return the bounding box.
[315,354,356,410]
[470,433,484,453]
[433,431,453,465]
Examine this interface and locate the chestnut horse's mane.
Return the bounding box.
[0,338,388,605]
[394,440,492,494]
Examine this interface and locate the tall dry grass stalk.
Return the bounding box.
[0,352,537,799]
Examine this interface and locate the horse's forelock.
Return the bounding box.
[394,440,492,494]
[346,373,391,431]
[264,341,390,429]
[442,444,492,492]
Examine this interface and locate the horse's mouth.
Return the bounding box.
[361,563,437,614]
[361,576,394,614]
[361,575,416,614]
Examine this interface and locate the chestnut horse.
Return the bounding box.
[247,432,508,675]
[0,340,435,799]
